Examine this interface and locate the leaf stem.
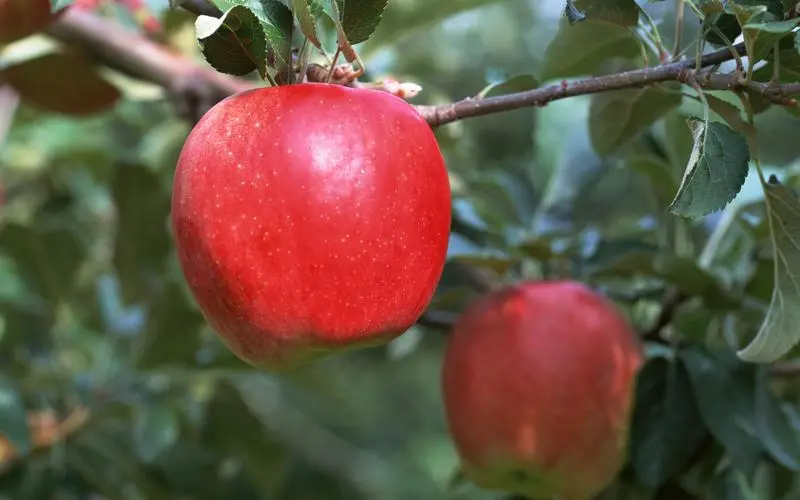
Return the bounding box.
[673,0,685,61]
[326,47,342,83]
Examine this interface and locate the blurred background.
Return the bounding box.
[2,0,800,499]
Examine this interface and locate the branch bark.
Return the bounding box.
[45,9,799,129]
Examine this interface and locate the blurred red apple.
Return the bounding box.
[172,83,451,371]
[442,280,644,500]
[0,0,65,44]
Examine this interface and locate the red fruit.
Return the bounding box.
[442,281,644,500]
[172,83,452,371]
[0,0,65,45]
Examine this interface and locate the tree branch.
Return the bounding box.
[643,290,690,343]
[45,9,799,129]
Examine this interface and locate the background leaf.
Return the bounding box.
[540,19,641,80]
[681,347,763,477]
[629,357,707,488]
[738,179,800,362]
[589,86,683,156]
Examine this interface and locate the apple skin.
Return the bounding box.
[172,83,452,371]
[442,280,644,500]
[0,0,64,45]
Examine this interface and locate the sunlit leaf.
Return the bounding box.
[743,18,800,63]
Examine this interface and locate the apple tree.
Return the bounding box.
[1,0,800,499]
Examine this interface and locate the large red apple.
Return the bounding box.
[442,280,644,500]
[0,0,64,45]
[172,83,451,371]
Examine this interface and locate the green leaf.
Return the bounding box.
[727,1,781,64]
[573,0,641,27]
[752,37,800,116]
[112,165,171,304]
[135,281,205,368]
[0,223,86,304]
[134,403,180,463]
[476,74,538,99]
[196,6,268,78]
[292,0,324,48]
[703,0,783,47]
[668,119,751,218]
[743,18,800,63]
[336,0,390,45]
[681,347,762,476]
[0,375,30,456]
[541,19,641,80]
[258,0,294,82]
[209,1,294,80]
[754,367,800,471]
[738,178,800,363]
[629,357,707,488]
[589,86,683,156]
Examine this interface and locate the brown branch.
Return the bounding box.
[643,290,690,343]
[769,361,800,378]
[417,310,459,330]
[44,9,799,129]
[0,85,20,150]
[0,407,90,474]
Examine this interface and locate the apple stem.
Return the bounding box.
[326,48,342,83]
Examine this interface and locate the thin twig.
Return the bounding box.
[417,310,459,330]
[44,10,800,130]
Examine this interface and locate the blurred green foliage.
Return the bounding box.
[2,0,800,499]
